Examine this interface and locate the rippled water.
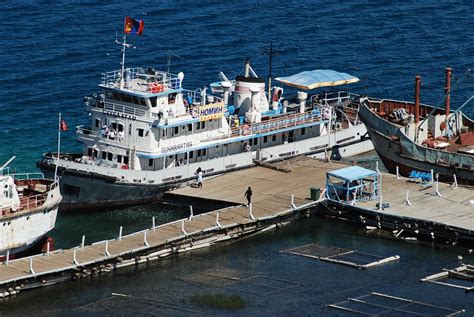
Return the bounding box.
[0,1,473,315]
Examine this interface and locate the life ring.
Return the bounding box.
[121,164,129,170]
[440,121,447,131]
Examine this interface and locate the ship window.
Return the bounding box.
[272,135,276,142]
[121,93,132,103]
[117,155,122,163]
[168,93,177,104]
[118,123,124,132]
[129,124,132,136]
[93,149,98,158]
[189,151,194,159]
[138,128,144,137]
[174,126,179,135]
[301,127,306,135]
[148,158,153,167]
[149,96,157,107]
[202,148,207,156]
[87,148,93,157]
[107,152,113,161]
[188,124,192,132]
[112,122,118,131]
[95,118,100,128]
[112,92,121,101]
[254,138,258,145]
[197,149,201,157]
[264,136,268,143]
[124,156,129,164]
[102,152,107,159]
[201,121,206,129]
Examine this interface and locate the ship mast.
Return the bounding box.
[115,33,135,90]
[262,42,282,105]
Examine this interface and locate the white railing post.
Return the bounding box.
[105,240,111,256]
[181,219,188,235]
[118,226,123,241]
[5,250,9,265]
[404,189,412,206]
[216,212,222,229]
[435,174,442,197]
[189,205,194,221]
[152,216,156,231]
[375,161,379,173]
[29,257,35,275]
[144,231,150,247]
[431,169,434,185]
[249,203,255,220]
[291,194,297,210]
[81,235,85,249]
[396,166,401,179]
[46,241,50,256]
[452,174,458,189]
[73,249,79,265]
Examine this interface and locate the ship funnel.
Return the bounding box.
[414,75,421,124]
[444,67,452,116]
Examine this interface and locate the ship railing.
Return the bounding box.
[89,100,150,118]
[230,110,322,137]
[9,172,45,180]
[0,192,48,217]
[101,67,181,94]
[312,91,359,107]
[76,126,126,143]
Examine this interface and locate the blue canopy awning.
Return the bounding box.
[275,69,359,90]
[327,166,378,182]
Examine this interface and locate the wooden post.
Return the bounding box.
[118,226,123,241]
[404,189,412,206]
[452,174,458,189]
[105,240,111,256]
[29,257,35,275]
[181,219,187,235]
[73,249,79,265]
[189,205,194,221]
[144,231,150,246]
[435,174,442,197]
[216,212,222,229]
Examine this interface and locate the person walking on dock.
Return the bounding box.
[244,186,252,206]
[195,167,203,188]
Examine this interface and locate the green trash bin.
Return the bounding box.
[310,187,320,201]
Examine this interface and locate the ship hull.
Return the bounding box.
[0,196,59,257]
[39,136,373,212]
[359,104,474,185]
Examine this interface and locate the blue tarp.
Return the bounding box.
[327,166,378,182]
[275,69,359,90]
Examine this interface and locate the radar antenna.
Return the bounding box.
[262,42,283,105]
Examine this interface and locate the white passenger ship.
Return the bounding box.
[1,157,61,258]
[38,37,373,211]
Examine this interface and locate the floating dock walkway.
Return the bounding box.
[0,156,473,297]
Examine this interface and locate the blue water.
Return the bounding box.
[1,1,474,315]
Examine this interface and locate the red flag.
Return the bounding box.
[124,17,144,35]
[60,119,68,131]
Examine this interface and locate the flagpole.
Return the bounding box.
[119,35,127,90]
[54,112,61,181]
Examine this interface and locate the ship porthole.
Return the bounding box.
[27,216,30,220]
[7,222,11,226]
[2,223,5,227]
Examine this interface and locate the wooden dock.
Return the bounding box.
[1,155,473,297]
[0,156,333,296]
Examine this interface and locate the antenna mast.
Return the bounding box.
[115,33,134,90]
[262,42,282,105]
